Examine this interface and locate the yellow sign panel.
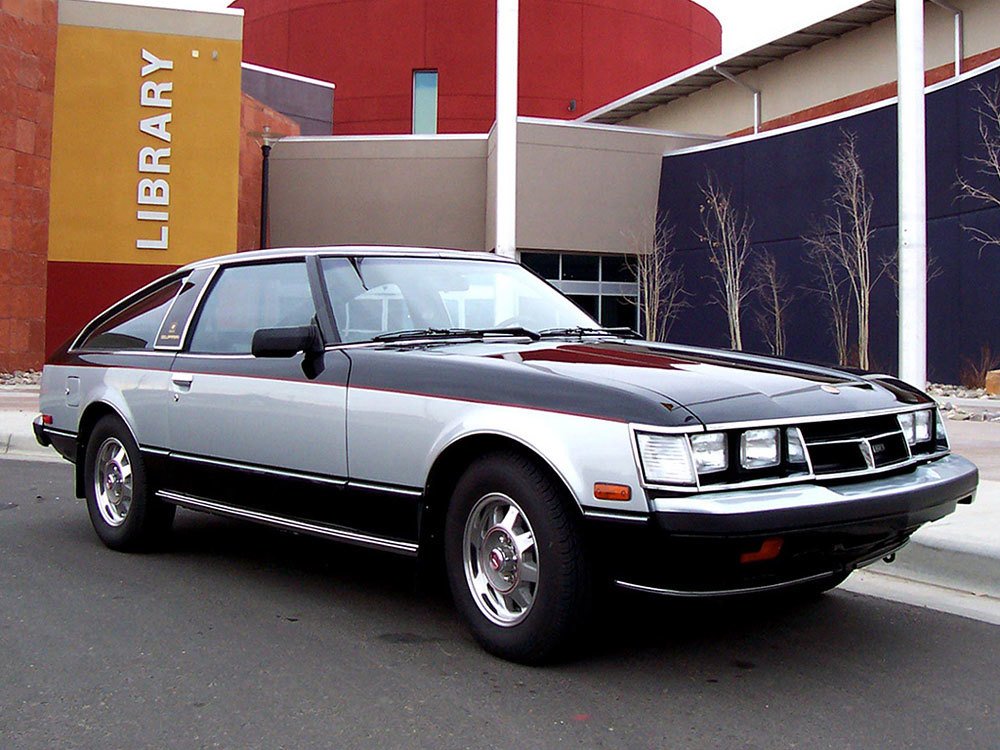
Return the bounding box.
[49,24,241,266]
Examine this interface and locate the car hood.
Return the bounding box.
[431,339,930,426]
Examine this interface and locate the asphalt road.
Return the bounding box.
[1,459,998,750]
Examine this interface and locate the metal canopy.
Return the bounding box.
[581,0,896,125]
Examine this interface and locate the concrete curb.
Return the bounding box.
[909,479,1000,559]
[0,387,51,462]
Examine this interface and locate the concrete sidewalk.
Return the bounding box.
[2,384,997,598]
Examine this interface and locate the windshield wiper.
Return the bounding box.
[372,327,540,342]
[538,326,639,339]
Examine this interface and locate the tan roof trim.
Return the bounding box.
[59,0,243,41]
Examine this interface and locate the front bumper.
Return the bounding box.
[588,454,978,596]
[650,454,978,535]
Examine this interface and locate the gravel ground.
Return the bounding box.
[926,383,1000,401]
[926,383,1000,422]
[0,371,41,387]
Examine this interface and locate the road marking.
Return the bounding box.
[842,569,1000,626]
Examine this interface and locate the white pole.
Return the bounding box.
[495,0,518,259]
[897,0,927,388]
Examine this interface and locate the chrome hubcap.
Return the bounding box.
[463,493,538,626]
[94,437,132,527]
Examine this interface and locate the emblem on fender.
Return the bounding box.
[821,384,841,394]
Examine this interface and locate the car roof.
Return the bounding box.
[179,245,513,272]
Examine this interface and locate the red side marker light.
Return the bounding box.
[740,537,783,564]
[594,483,631,501]
[41,414,53,425]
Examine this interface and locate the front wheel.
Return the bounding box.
[444,451,591,663]
[84,415,174,551]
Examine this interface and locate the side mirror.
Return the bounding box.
[251,325,322,358]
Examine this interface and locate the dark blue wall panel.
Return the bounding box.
[658,63,1000,383]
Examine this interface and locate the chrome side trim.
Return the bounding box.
[45,426,78,439]
[582,509,650,524]
[169,452,348,487]
[156,490,419,556]
[140,446,170,457]
[614,571,839,598]
[70,350,176,357]
[174,353,257,360]
[347,480,423,497]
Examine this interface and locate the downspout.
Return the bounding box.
[714,66,761,134]
[928,0,964,77]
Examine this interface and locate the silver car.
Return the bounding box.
[34,246,979,663]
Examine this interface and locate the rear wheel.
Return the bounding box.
[84,415,174,551]
[444,451,591,663]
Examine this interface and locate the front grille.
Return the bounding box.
[801,418,911,477]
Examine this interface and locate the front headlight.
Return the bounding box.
[690,432,728,473]
[635,432,696,485]
[898,409,933,446]
[740,428,780,469]
[935,409,949,447]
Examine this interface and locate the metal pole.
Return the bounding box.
[259,142,271,249]
[494,0,518,259]
[897,0,927,387]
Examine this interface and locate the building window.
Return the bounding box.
[412,70,438,134]
[521,251,639,332]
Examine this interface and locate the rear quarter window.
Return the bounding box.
[78,280,183,351]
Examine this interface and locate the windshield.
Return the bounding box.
[321,256,598,343]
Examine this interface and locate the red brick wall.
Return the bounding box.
[0,0,56,371]
[238,93,300,251]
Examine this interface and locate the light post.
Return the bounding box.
[257,125,285,250]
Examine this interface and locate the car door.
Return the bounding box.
[164,258,352,522]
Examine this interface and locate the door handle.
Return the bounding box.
[171,374,194,391]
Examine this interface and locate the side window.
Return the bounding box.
[79,280,183,351]
[188,262,314,354]
[322,258,415,342]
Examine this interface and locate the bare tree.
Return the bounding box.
[752,250,793,357]
[697,174,754,350]
[802,130,879,369]
[804,237,852,366]
[956,80,1000,254]
[623,212,689,341]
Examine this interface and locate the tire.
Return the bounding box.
[84,414,175,551]
[444,451,591,664]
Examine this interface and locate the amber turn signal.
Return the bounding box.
[740,537,783,564]
[593,483,631,501]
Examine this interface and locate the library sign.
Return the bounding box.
[48,5,242,268]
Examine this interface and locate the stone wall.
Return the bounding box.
[0,0,56,371]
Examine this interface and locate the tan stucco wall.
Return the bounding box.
[268,120,714,255]
[624,0,999,135]
[268,136,490,251]
[513,119,714,254]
